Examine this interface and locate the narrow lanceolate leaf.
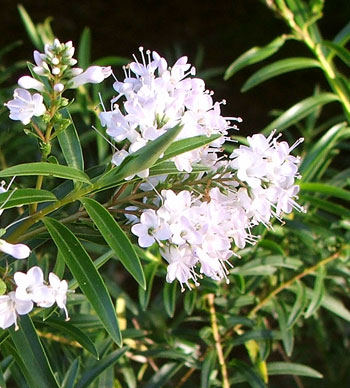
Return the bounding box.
[262,93,339,135]
[287,280,307,328]
[299,182,350,201]
[305,265,326,318]
[241,57,321,92]
[139,262,159,311]
[9,315,60,388]
[143,362,184,388]
[75,348,128,388]
[159,134,222,162]
[78,27,91,70]
[43,217,122,346]
[300,122,349,182]
[57,109,84,171]
[80,197,145,289]
[224,35,287,80]
[99,123,183,184]
[230,360,267,388]
[322,40,350,66]
[41,317,99,359]
[275,301,294,357]
[200,350,217,388]
[0,163,90,183]
[163,281,177,318]
[267,362,323,378]
[17,5,42,49]
[62,358,80,388]
[0,189,56,210]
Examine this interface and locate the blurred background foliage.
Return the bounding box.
[0,1,350,387]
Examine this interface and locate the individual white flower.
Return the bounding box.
[17,76,45,92]
[14,266,51,304]
[0,239,31,259]
[0,291,33,330]
[69,66,112,88]
[48,272,69,320]
[131,209,171,247]
[5,88,46,125]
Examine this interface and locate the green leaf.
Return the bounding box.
[61,358,80,388]
[0,189,56,210]
[241,57,321,92]
[232,330,279,347]
[323,40,350,66]
[159,134,222,162]
[287,280,307,328]
[267,362,323,378]
[262,93,339,135]
[43,217,122,346]
[299,182,350,201]
[93,56,130,67]
[40,317,99,358]
[0,163,91,183]
[150,162,209,177]
[224,35,287,80]
[143,362,183,388]
[17,5,42,49]
[78,27,91,70]
[57,109,84,171]
[300,122,348,181]
[200,350,216,388]
[184,289,197,315]
[333,22,350,46]
[9,315,60,388]
[301,194,350,218]
[75,348,128,388]
[100,123,183,185]
[230,360,267,388]
[139,262,159,311]
[275,301,294,356]
[305,265,326,318]
[80,197,145,289]
[163,281,177,318]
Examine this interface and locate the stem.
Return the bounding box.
[248,249,345,318]
[207,293,230,388]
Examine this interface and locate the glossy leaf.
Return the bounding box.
[300,122,348,181]
[184,289,197,315]
[100,123,183,185]
[143,362,183,388]
[305,265,326,318]
[230,359,267,388]
[267,362,322,378]
[78,27,91,70]
[323,40,350,66]
[0,189,56,210]
[17,5,42,49]
[301,194,350,218]
[41,317,99,358]
[75,348,128,388]
[150,161,209,177]
[80,197,145,288]
[61,358,80,388]
[242,57,321,92]
[163,281,177,318]
[232,330,279,347]
[262,93,339,135]
[275,301,294,356]
[0,163,91,183]
[224,35,287,80]
[299,182,350,201]
[43,217,122,346]
[287,280,307,328]
[159,134,222,162]
[57,109,84,171]
[139,262,159,311]
[9,315,60,388]
[200,350,216,388]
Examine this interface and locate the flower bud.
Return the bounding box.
[0,239,31,259]
[18,76,45,92]
[69,66,112,88]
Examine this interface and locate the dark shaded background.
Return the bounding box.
[1,0,349,134]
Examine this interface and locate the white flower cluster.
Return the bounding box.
[0,181,69,330]
[0,266,68,330]
[5,38,112,125]
[100,47,241,178]
[100,49,304,290]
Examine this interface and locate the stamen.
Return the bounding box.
[91,126,118,151]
